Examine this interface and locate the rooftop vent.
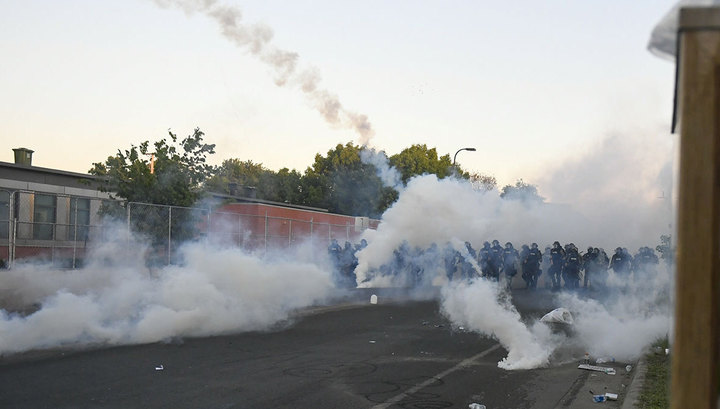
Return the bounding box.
[12,148,33,166]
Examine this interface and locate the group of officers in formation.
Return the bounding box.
[328,238,662,290]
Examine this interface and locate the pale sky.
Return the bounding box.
[0,0,677,188]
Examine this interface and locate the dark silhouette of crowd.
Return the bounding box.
[329,238,662,290]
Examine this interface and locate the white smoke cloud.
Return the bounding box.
[441,280,558,370]
[359,148,403,190]
[0,229,333,355]
[354,128,674,369]
[151,0,374,144]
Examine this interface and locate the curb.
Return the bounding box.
[620,355,648,409]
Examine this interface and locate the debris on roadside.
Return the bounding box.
[468,403,486,409]
[604,393,618,400]
[578,364,616,375]
[155,365,164,371]
[540,307,574,324]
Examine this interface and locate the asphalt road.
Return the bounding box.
[0,288,607,409]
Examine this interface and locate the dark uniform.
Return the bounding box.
[549,241,565,289]
[488,240,504,281]
[582,246,597,288]
[523,243,543,289]
[502,242,519,288]
[562,246,582,289]
[610,247,632,277]
[479,242,491,278]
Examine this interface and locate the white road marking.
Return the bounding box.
[370,343,502,409]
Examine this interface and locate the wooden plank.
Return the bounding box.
[672,7,720,409]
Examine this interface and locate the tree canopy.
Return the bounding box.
[90,132,510,218]
[389,144,453,183]
[89,128,215,207]
[500,179,544,203]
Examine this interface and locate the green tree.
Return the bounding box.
[500,179,544,203]
[656,234,674,265]
[274,167,305,204]
[305,142,394,217]
[90,128,215,206]
[89,128,216,245]
[204,159,279,200]
[389,144,453,183]
[469,172,497,192]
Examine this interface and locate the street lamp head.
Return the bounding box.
[453,147,477,167]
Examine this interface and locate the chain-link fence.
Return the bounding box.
[0,190,374,269]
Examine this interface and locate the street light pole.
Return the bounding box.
[453,147,477,167]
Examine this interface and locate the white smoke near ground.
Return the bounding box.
[441,280,560,370]
[152,0,374,144]
[0,226,333,355]
[557,267,673,361]
[354,128,674,369]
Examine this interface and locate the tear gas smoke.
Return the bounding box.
[355,130,674,369]
[152,0,374,144]
[0,226,333,355]
[441,281,559,370]
[359,148,403,191]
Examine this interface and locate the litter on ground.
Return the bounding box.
[540,308,574,324]
[578,364,616,375]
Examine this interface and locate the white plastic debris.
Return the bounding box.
[468,404,486,409]
[155,365,164,371]
[370,294,378,304]
[369,340,376,344]
[578,364,616,375]
[605,392,618,401]
[625,365,632,372]
[540,308,574,325]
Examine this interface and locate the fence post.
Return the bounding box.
[288,219,292,245]
[126,202,131,247]
[206,207,211,241]
[671,8,720,409]
[72,199,78,269]
[9,192,15,267]
[168,206,172,265]
[11,219,16,268]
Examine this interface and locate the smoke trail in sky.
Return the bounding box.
[0,228,333,355]
[152,0,374,144]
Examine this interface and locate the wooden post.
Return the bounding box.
[672,7,720,409]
